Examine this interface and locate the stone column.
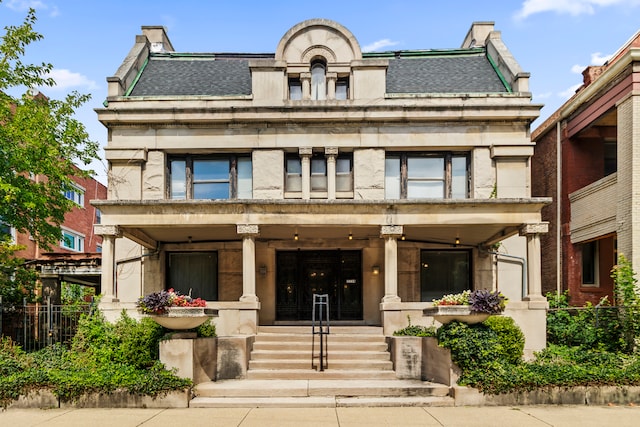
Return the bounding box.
[300,147,312,200]
[238,224,259,302]
[325,147,338,200]
[300,72,311,100]
[380,225,403,303]
[94,225,121,301]
[520,222,549,307]
[326,72,337,100]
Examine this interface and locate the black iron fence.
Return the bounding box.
[0,297,94,352]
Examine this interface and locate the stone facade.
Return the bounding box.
[94,19,549,355]
[532,30,640,306]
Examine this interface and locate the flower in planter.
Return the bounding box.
[137,288,206,315]
[432,289,507,314]
[469,289,507,314]
[432,290,471,306]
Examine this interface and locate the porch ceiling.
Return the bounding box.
[93,198,550,248]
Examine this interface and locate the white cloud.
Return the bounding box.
[534,91,553,99]
[362,39,400,52]
[591,51,613,64]
[6,0,60,17]
[559,83,583,99]
[514,0,634,20]
[571,64,585,74]
[43,69,98,91]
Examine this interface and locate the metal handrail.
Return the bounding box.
[311,293,330,371]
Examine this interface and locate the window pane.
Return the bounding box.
[408,157,443,179]
[311,158,326,175]
[451,156,468,198]
[194,182,229,199]
[289,79,302,100]
[311,176,327,191]
[408,181,444,198]
[170,160,186,199]
[194,159,228,181]
[237,157,252,199]
[311,63,326,100]
[168,252,218,301]
[336,158,351,174]
[582,241,597,285]
[421,251,470,301]
[336,80,348,100]
[287,158,301,175]
[385,157,401,199]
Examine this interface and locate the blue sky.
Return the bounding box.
[3,0,640,184]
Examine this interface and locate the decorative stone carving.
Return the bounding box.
[237,224,259,235]
[380,225,404,237]
[519,222,549,235]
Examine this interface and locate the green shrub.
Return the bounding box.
[484,316,524,365]
[436,321,503,370]
[195,318,217,337]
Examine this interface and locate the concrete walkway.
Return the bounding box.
[2,405,640,426]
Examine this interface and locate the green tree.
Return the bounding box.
[0,4,99,248]
[0,237,38,307]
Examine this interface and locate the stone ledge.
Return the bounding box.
[453,385,640,406]
[6,389,190,409]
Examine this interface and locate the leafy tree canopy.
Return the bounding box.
[0,4,99,249]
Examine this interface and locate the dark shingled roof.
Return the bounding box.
[129,57,253,97]
[126,50,508,97]
[385,53,508,93]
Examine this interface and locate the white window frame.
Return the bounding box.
[61,228,85,252]
[63,183,85,207]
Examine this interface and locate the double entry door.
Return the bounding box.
[276,250,362,321]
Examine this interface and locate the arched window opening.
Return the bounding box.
[311,59,326,100]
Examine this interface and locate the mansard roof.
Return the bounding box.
[127,48,509,98]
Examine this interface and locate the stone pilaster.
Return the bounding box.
[380,225,403,303]
[94,225,122,301]
[326,147,338,200]
[520,222,549,307]
[237,224,259,302]
[299,147,312,200]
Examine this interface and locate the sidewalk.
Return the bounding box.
[2,405,640,426]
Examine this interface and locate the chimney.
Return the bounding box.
[461,22,495,48]
[141,26,175,53]
[582,65,605,87]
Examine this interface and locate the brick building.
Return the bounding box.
[531,30,640,306]
[5,168,107,301]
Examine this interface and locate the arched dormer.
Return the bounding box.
[276,19,362,101]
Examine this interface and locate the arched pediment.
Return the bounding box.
[275,19,362,64]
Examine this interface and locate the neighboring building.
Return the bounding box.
[6,169,107,302]
[94,20,549,356]
[532,30,640,306]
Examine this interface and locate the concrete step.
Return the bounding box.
[252,341,389,351]
[248,358,393,370]
[192,379,454,407]
[190,395,455,408]
[254,333,387,343]
[259,326,383,335]
[250,350,391,360]
[245,369,399,380]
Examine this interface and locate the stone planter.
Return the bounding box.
[149,307,217,330]
[423,305,491,324]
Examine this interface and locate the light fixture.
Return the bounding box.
[259,265,267,276]
[372,265,380,275]
[454,236,460,247]
[188,236,192,244]
[294,232,299,241]
[348,232,353,240]
[401,234,406,241]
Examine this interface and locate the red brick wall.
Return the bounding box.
[531,126,559,296]
[13,173,107,259]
